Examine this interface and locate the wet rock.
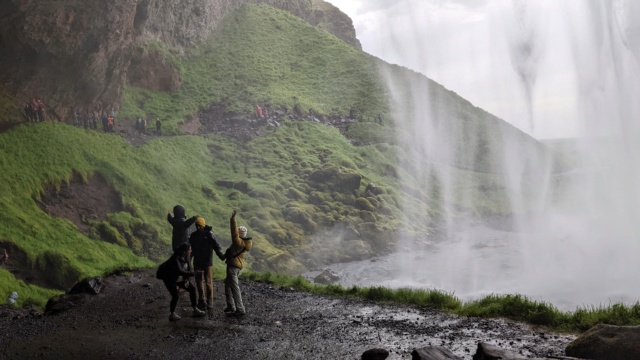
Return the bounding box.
[68,276,105,295]
[472,342,526,359]
[412,345,462,360]
[44,294,87,315]
[313,269,340,285]
[565,324,640,360]
[6,291,18,306]
[361,348,389,360]
[364,183,384,196]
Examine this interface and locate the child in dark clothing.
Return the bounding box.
[167,205,198,251]
[160,243,206,321]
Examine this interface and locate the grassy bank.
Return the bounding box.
[242,270,640,333]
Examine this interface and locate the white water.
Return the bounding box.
[324,1,640,311]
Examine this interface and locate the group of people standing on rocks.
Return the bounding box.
[158,205,252,321]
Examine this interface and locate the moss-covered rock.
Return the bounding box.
[354,197,376,212]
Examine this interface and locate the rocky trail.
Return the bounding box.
[0,269,576,360]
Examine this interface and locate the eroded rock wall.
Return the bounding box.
[0,0,360,121]
[0,0,140,120]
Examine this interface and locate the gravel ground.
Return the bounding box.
[0,269,576,359]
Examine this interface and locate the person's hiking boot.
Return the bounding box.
[197,301,206,311]
[192,307,206,317]
[233,310,246,317]
[169,312,181,321]
[223,307,235,313]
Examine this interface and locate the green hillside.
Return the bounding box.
[121,4,388,133]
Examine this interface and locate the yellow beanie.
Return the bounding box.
[195,217,206,228]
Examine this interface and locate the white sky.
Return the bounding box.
[324,0,640,139]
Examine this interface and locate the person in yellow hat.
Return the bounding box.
[189,216,225,311]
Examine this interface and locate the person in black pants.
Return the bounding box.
[161,243,206,321]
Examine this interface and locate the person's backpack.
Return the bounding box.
[156,258,170,280]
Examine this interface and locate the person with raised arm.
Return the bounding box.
[223,210,252,316]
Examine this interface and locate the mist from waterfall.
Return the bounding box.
[329,0,640,310]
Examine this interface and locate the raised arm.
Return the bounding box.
[184,215,197,227]
[230,210,238,241]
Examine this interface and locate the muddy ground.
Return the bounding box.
[0,269,576,360]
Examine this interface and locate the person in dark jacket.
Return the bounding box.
[161,243,206,321]
[224,210,253,316]
[189,217,225,310]
[167,205,198,251]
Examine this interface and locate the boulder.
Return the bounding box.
[361,348,389,360]
[565,324,640,360]
[412,346,462,360]
[472,343,527,359]
[68,276,105,295]
[44,294,87,315]
[364,183,384,196]
[471,342,566,360]
[313,269,340,285]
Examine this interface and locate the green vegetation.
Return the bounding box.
[242,270,640,333]
[0,119,403,307]
[120,4,389,133]
[0,89,23,123]
[0,1,577,334]
[0,268,61,309]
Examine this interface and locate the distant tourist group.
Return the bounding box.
[24,98,46,122]
[157,205,252,321]
[135,117,162,135]
[72,109,117,133]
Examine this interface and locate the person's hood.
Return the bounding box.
[173,205,185,218]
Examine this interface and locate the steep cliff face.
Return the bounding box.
[0,0,140,119]
[309,0,361,49]
[136,0,360,51]
[0,0,360,121]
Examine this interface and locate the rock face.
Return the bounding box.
[0,0,139,120]
[127,49,182,92]
[0,0,360,120]
[565,324,640,360]
[472,342,528,360]
[307,0,361,49]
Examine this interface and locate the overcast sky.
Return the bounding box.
[324,0,640,139]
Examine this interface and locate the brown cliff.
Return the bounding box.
[0,1,139,120]
[0,0,361,121]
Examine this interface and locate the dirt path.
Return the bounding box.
[0,269,575,360]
